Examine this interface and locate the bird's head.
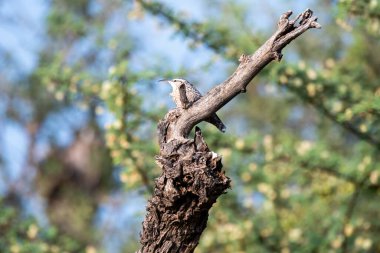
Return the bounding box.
[159,78,188,89]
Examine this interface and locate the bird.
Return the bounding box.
[159,78,226,133]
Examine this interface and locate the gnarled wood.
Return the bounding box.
[139,126,230,253]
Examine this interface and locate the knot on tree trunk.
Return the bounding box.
[139,126,230,253]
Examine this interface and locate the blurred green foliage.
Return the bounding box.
[0,201,84,252]
[338,0,380,35]
[1,0,380,252]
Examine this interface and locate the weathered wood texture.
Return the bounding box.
[138,9,320,253]
[139,123,229,253]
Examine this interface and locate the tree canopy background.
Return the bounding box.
[0,0,379,252]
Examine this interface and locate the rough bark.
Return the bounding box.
[138,9,321,253]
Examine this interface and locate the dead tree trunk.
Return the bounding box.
[138,9,321,253]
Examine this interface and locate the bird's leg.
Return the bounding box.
[183,102,194,109]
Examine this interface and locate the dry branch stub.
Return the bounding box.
[139,125,230,253]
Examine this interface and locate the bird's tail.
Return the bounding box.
[206,113,226,133]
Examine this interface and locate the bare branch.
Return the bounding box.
[160,9,321,142]
[139,9,321,253]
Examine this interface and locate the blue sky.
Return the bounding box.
[0,0,48,77]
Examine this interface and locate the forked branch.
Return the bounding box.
[163,9,321,142]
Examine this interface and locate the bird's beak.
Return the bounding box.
[158,79,169,83]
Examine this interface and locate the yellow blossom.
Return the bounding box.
[54,91,64,101]
[218,148,232,159]
[86,246,97,253]
[241,171,252,183]
[128,171,141,185]
[50,245,60,253]
[120,172,128,183]
[289,228,302,242]
[102,80,112,93]
[113,120,122,129]
[279,75,288,84]
[10,245,20,253]
[257,183,270,194]
[27,224,39,239]
[281,248,290,253]
[293,78,303,87]
[263,135,273,150]
[120,139,130,149]
[338,85,347,95]
[260,227,273,238]
[370,171,379,184]
[249,163,257,172]
[115,96,123,107]
[296,141,313,156]
[332,101,343,113]
[331,235,343,249]
[281,189,290,199]
[235,139,245,150]
[359,124,368,133]
[325,58,335,68]
[285,67,295,76]
[298,61,306,70]
[363,156,372,166]
[321,151,329,159]
[106,134,116,146]
[111,150,121,159]
[355,237,372,250]
[344,224,354,237]
[307,69,317,80]
[344,109,353,120]
[306,83,317,97]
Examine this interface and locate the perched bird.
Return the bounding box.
[159,78,226,133]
